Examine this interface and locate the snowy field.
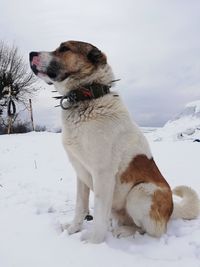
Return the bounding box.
[0,131,200,267]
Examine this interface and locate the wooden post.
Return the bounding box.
[7,116,12,134]
[29,99,35,131]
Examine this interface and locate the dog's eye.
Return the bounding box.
[58,46,70,53]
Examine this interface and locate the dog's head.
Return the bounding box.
[29,41,112,95]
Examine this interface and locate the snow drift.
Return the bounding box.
[152,100,200,141]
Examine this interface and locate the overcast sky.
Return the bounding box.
[1,0,200,126]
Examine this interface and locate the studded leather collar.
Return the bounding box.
[58,83,111,110]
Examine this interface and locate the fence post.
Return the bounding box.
[29,99,35,131]
[7,116,12,134]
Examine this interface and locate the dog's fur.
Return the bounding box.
[30,41,200,243]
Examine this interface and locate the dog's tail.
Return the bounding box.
[171,185,200,219]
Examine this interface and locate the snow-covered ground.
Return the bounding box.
[0,131,200,267]
[151,100,200,141]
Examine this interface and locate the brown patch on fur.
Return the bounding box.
[121,154,171,189]
[120,154,173,228]
[150,189,173,224]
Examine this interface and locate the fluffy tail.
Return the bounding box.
[171,186,200,219]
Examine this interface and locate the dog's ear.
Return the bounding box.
[87,47,106,64]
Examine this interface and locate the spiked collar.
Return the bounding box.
[55,83,111,110]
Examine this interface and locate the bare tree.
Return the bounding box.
[0,41,39,133]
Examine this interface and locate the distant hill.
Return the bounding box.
[152,100,200,141]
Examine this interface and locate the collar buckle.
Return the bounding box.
[60,95,71,110]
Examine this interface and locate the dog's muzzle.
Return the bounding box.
[29,51,70,84]
[29,51,40,75]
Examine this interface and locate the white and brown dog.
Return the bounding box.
[29,41,200,243]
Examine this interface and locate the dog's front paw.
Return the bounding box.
[68,223,82,235]
[62,222,82,235]
[81,230,106,244]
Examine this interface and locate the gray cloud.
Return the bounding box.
[1,0,200,126]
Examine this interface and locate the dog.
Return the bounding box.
[29,40,200,243]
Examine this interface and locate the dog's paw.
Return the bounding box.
[81,230,105,244]
[68,224,82,235]
[112,226,137,238]
[62,223,82,235]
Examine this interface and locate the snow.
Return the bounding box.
[0,131,200,267]
[186,100,200,114]
[150,100,200,141]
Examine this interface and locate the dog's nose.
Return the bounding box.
[29,52,40,75]
[29,51,39,63]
